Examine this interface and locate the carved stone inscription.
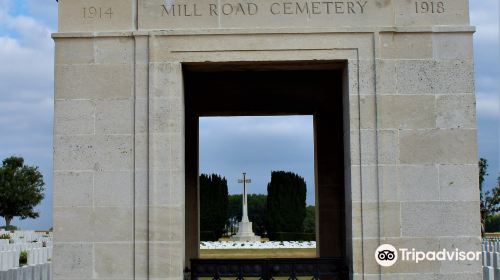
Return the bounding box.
[160,1,369,17]
[58,0,463,31]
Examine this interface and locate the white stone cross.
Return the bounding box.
[238,172,251,223]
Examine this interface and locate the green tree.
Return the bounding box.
[480,158,500,236]
[0,156,45,228]
[199,173,228,239]
[267,171,307,240]
[303,205,315,234]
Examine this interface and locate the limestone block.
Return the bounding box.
[433,33,473,60]
[150,34,366,62]
[150,100,183,134]
[58,0,134,32]
[135,99,148,134]
[56,64,133,100]
[149,170,184,207]
[135,64,149,99]
[94,135,134,171]
[150,134,184,172]
[94,207,134,242]
[53,171,93,207]
[149,63,184,99]
[95,99,134,134]
[149,207,184,242]
[53,207,93,242]
[134,237,149,278]
[376,59,397,94]
[134,134,148,172]
[94,171,134,206]
[358,165,378,203]
[95,37,134,64]
[439,164,479,201]
[378,130,398,164]
[401,201,479,237]
[149,242,184,279]
[399,129,477,164]
[436,94,476,129]
[358,95,376,129]
[379,33,433,59]
[94,243,134,278]
[395,0,469,26]
[359,129,376,165]
[53,243,93,279]
[396,60,474,94]
[134,206,149,242]
[439,237,482,274]
[54,135,96,171]
[399,165,439,202]
[352,202,400,238]
[54,99,95,135]
[378,95,436,129]
[349,165,361,202]
[55,38,94,65]
[134,36,149,64]
[378,165,400,202]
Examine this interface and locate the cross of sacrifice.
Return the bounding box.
[238,172,252,223]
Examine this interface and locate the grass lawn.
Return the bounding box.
[199,248,316,259]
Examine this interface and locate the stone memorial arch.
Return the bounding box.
[53,0,481,279]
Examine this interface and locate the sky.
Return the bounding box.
[0,0,498,230]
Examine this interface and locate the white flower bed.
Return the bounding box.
[200,241,316,249]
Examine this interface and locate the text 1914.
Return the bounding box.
[83,7,113,19]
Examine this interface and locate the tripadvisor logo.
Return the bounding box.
[375,244,398,267]
[375,244,481,267]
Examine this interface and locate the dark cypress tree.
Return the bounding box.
[266,171,307,239]
[199,173,228,239]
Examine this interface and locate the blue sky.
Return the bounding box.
[0,0,498,230]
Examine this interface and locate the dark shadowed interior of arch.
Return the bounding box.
[183,61,350,263]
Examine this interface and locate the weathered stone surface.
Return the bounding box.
[56,64,133,100]
[378,95,436,129]
[439,164,479,202]
[58,0,134,32]
[54,99,95,135]
[436,94,476,129]
[399,129,477,164]
[401,201,479,237]
[399,165,439,202]
[53,171,93,207]
[94,243,134,278]
[94,171,134,206]
[95,99,134,134]
[53,243,93,279]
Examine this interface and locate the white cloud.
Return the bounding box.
[477,91,500,119]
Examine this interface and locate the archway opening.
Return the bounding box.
[184,61,350,277]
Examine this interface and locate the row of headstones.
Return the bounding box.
[0,247,52,271]
[0,231,52,243]
[0,242,50,251]
[0,263,51,280]
[483,239,500,280]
